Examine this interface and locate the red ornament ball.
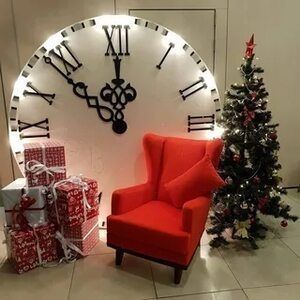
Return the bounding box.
[269,131,277,140]
[233,154,241,162]
[223,208,230,216]
[253,176,260,184]
[281,220,288,227]
[258,197,268,211]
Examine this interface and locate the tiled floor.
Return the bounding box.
[0,191,300,300]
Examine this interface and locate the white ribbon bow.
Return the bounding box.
[26,159,66,186]
[55,231,84,259]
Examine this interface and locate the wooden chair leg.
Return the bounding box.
[115,248,124,266]
[174,267,183,284]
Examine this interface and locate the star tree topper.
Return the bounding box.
[245,34,256,58]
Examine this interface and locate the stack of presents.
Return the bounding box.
[1,140,100,273]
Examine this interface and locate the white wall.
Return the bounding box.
[226,0,300,187]
[0,0,299,199]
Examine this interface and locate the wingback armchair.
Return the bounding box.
[107,133,224,284]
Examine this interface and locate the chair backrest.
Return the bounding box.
[143,133,223,203]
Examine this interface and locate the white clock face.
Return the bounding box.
[9,15,221,221]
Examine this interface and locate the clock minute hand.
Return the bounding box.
[112,56,124,85]
[43,55,75,85]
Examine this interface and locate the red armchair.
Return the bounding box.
[107,133,224,284]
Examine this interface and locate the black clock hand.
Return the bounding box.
[44,49,137,134]
[72,82,114,123]
[43,55,114,123]
[43,55,74,84]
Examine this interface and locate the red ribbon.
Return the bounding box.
[243,107,255,126]
[11,195,36,230]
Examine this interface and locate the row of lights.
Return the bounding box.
[12,15,222,139]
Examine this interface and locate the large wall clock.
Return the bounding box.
[9,15,221,224]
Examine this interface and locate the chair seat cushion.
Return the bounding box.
[107,201,190,255]
[165,154,225,208]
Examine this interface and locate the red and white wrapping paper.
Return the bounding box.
[5,223,59,274]
[1,178,47,227]
[49,177,99,227]
[24,140,66,187]
[61,216,99,256]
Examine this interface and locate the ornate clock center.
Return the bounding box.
[100,56,137,134]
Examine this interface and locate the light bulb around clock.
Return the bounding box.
[43,33,64,51]
[162,31,185,55]
[13,76,28,98]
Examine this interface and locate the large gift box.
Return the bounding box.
[61,216,99,256]
[49,177,99,227]
[5,223,59,274]
[24,140,66,187]
[1,178,47,227]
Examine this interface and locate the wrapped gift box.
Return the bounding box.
[61,216,99,256]
[5,223,59,274]
[1,178,47,227]
[24,140,66,187]
[49,177,99,227]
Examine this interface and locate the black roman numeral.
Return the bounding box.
[18,118,50,139]
[103,25,130,56]
[187,114,215,132]
[23,82,55,105]
[43,41,82,82]
[180,77,207,100]
[156,43,174,70]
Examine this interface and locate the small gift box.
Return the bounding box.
[1,178,47,227]
[5,223,59,274]
[49,177,99,227]
[60,216,99,256]
[24,140,66,187]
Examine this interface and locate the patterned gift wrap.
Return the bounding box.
[49,177,99,227]
[5,223,59,274]
[61,216,99,256]
[24,140,66,187]
[1,178,48,227]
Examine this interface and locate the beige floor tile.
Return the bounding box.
[69,253,156,300]
[151,246,240,298]
[89,240,115,255]
[245,283,300,300]
[219,239,300,288]
[158,290,247,299]
[200,231,212,246]
[281,237,300,257]
[0,259,74,300]
[286,190,300,204]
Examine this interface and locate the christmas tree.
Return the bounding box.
[207,35,298,249]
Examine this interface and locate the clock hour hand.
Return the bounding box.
[72,81,114,123]
[43,54,114,123]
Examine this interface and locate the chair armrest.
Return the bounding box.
[111,183,154,215]
[182,195,211,234]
